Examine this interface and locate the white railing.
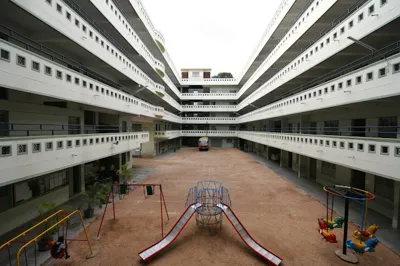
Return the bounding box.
[180,78,238,85]
[239,53,400,123]
[180,130,238,137]
[154,130,180,139]
[0,132,149,186]
[181,105,237,112]
[238,0,400,107]
[180,93,238,100]
[181,117,237,124]
[238,131,400,180]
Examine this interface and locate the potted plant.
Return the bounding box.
[82,183,106,218]
[117,162,135,195]
[35,202,57,251]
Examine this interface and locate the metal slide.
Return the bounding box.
[217,204,283,266]
[138,203,201,261]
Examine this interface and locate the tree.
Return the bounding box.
[211,72,233,78]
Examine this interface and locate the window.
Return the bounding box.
[192,71,200,78]
[66,74,72,82]
[340,27,345,34]
[56,3,62,13]
[75,19,80,27]
[368,144,376,153]
[333,32,337,39]
[0,49,10,61]
[346,79,352,87]
[82,80,87,87]
[46,0,51,5]
[17,55,26,67]
[348,20,353,29]
[14,170,68,205]
[338,82,343,89]
[369,4,375,15]
[45,142,53,151]
[358,12,364,22]
[32,143,41,153]
[57,141,63,149]
[378,67,387,77]
[18,144,27,155]
[82,25,86,33]
[326,37,330,44]
[378,116,397,138]
[56,70,62,79]
[356,76,362,84]
[75,77,80,85]
[89,31,93,38]
[381,146,389,155]
[381,0,387,6]
[324,120,339,135]
[321,161,336,177]
[45,66,52,75]
[95,36,99,43]
[32,61,40,71]
[393,63,400,73]
[66,11,71,20]
[1,145,11,156]
[366,72,373,81]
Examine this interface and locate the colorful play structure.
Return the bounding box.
[319,185,379,264]
[96,183,169,239]
[138,180,283,265]
[0,210,97,266]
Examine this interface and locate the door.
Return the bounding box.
[0,110,9,136]
[351,170,365,190]
[309,158,317,180]
[352,119,366,137]
[288,152,293,168]
[73,166,81,195]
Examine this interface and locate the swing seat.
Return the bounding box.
[51,248,65,259]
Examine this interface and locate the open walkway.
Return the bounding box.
[246,151,400,255]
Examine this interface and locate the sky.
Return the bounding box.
[142,0,281,78]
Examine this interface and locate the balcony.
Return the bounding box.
[239,0,400,108]
[238,131,400,180]
[181,105,237,112]
[154,130,180,140]
[180,130,238,137]
[180,93,238,100]
[180,78,238,86]
[181,117,238,124]
[239,49,400,123]
[0,131,149,186]
[0,40,176,122]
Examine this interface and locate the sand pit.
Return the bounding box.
[53,148,400,266]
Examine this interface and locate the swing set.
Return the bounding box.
[95,183,169,240]
[322,185,378,264]
[0,209,97,266]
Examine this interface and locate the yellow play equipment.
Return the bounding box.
[352,224,379,241]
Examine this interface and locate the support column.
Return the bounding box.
[366,118,378,138]
[141,123,156,158]
[280,150,289,168]
[392,181,400,229]
[298,155,310,178]
[365,173,375,193]
[80,164,85,192]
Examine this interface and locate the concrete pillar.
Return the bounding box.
[80,164,85,192]
[298,155,310,178]
[392,181,400,229]
[365,173,375,193]
[339,119,352,136]
[141,123,156,158]
[280,150,289,168]
[366,118,378,138]
[300,115,310,134]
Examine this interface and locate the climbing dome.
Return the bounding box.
[186,180,232,234]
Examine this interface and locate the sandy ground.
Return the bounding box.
[53,148,400,266]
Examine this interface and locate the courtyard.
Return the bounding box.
[54,148,400,266]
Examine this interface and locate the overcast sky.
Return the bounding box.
[142,0,281,78]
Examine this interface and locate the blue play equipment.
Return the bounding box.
[186,180,232,234]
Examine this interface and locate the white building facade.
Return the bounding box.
[0,0,399,235]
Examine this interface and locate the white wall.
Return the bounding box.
[0,186,69,236]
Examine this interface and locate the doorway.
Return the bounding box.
[352,119,366,137]
[288,152,293,169]
[0,110,9,136]
[309,158,317,180]
[351,170,366,190]
[72,166,81,195]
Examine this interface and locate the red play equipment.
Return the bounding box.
[96,183,169,239]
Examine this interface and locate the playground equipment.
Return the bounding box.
[318,218,337,243]
[352,224,379,241]
[0,209,97,266]
[96,183,169,239]
[323,185,376,264]
[317,189,344,243]
[138,180,282,265]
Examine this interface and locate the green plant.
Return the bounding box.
[35,202,57,240]
[82,183,107,211]
[117,162,135,184]
[155,91,164,97]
